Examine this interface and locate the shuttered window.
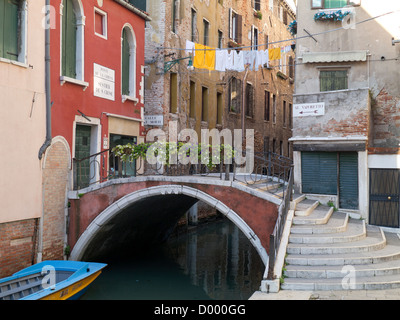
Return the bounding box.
[324,0,348,8]
[320,70,348,92]
[62,0,77,78]
[0,0,20,61]
[121,28,130,96]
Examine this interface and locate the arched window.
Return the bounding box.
[121,25,137,102]
[0,0,27,63]
[61,0,85,82]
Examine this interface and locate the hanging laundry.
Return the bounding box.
[261,49,269,68]
[193,43,205,69]
[204,46,216,71]
[193,43,215,71]
[233,50,245,72]
[185,40,195,56]
[269,47,281,61]
[215,49,227,72]
[243,51,255,70]
[225,50,235,71]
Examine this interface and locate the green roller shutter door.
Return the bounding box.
[302,152,338,195]
[0,0,19,61]
[339,152,359,209]
[62,0,76,78]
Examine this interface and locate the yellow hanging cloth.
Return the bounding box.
[269,47,281,61]
[193,43,215,71]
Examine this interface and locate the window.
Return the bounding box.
[272,94,277,123]
[170,73,178,113]
[283,101,287,127]
[245,83,254,118]
[0,0,26,63]
[121,25,137,101]
[172,0,178,33]
[229,8,242,44]
[253,0,261,11]
[189,81,196,118]
[264,137,269,153]
[203,19,209,46]
[94,8,107,39]
[288,103,292,128]
[61,0,85,82]
[191,9,197,42]
[218,30,223,49]
[201,86,208,122]
[289,56,295,79]
[229,77,241,113]
[217,92,223,125]
[251,26,258,50]
[311,0,361,9]
[320,69,348,92]
[264,91,270,121]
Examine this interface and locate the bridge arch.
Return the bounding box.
[69,184,268,265]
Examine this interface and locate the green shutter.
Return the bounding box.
[339,152,359,209]
[1,0,19,61]
[62,0,76,78]
[75,125,92,189]
[122,28,130,96]
[302,152,338,195]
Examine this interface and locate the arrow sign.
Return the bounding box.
[294,102,325,117]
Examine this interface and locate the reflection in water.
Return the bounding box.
[81,218,265,300]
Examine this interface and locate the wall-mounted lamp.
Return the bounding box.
[164,56,194,73]
[393,37,400,46]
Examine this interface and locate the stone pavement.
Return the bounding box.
[250,288,400,300]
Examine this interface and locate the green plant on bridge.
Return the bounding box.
[112,141,236,169]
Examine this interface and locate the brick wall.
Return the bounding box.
[371,88,400,149]
[0,219,38,278]
[293,88,371,139]
[41,140,70,261]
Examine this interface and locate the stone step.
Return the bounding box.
[290,212,349,235]
[281,274,400,291]
[286,227,386,255]
[289,219,366,244]
[292,205,334,225]
[285,232,400,266]
[294,199,319,217]
[284,259,400,279]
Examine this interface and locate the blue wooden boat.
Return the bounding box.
[0,260,107,300]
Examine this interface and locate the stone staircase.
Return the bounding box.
[281,196,400,291]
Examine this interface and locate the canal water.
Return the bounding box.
[81,217,265,300]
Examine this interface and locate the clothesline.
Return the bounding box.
[185,40,292,72]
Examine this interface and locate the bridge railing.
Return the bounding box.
[73,147,293,191]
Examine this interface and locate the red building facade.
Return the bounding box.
[39,0,150,261]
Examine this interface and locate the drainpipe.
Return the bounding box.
[37,1,52,263]
[38,0,52,160]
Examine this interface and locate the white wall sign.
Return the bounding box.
[293,102,325,117]
[93,63,115,101]
[144,115,164,126]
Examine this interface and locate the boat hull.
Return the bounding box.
[39,270,103,300]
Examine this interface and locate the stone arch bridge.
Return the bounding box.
[67,175,287,266]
